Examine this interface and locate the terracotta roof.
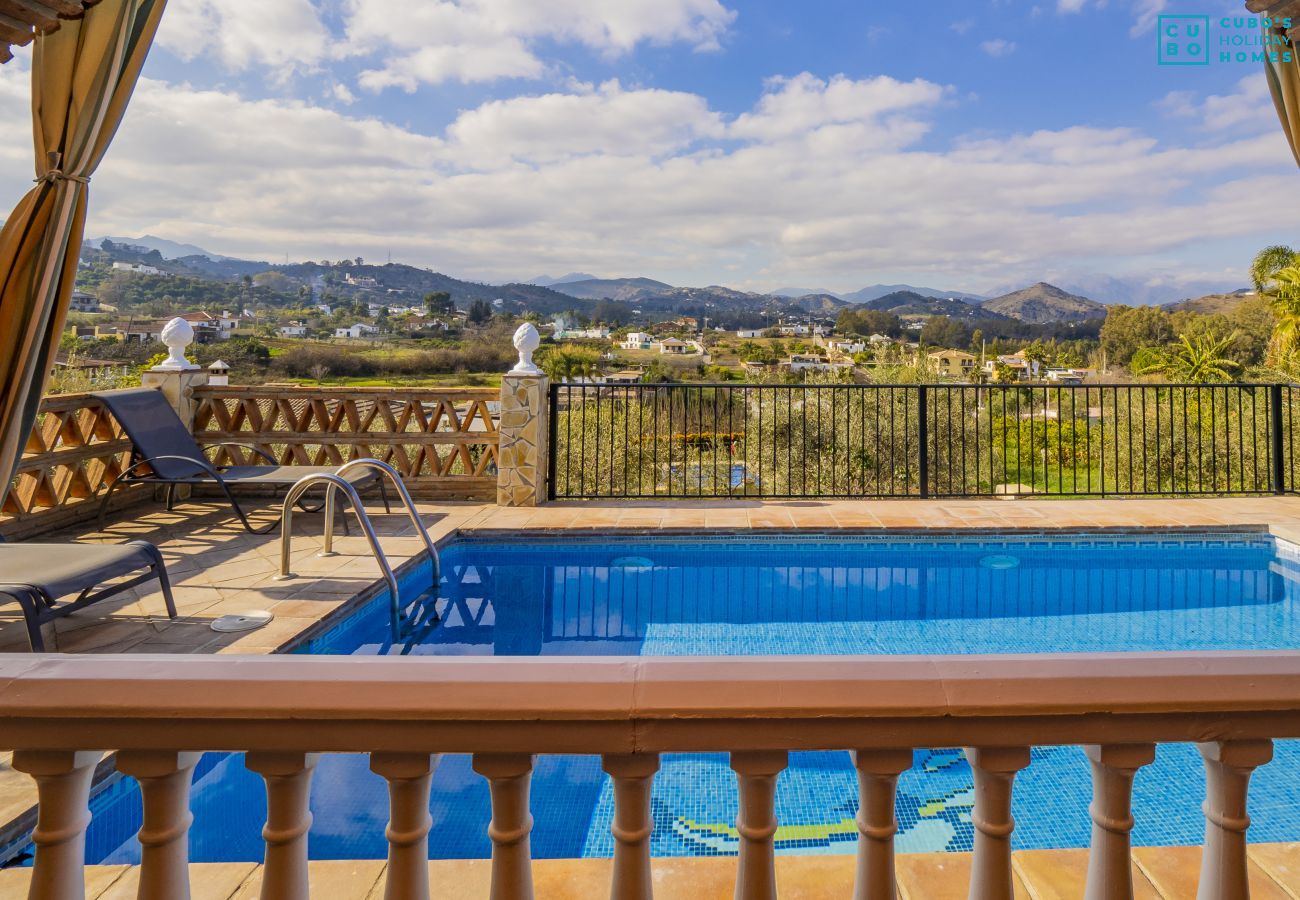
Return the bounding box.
[0,1,101,65]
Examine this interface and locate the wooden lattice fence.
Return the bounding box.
[0,394,145,537]
[191,386,501,500]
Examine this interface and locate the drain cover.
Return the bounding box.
[211,611,274,633]
[979,554,1021,570]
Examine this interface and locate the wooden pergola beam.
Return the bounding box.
[0,0,98,65]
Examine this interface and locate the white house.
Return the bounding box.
[785,354,851,374]
[659,338,691,355]
[335,323,380,339]
[826,339,866,355]
[554,325,611,340]
[619,332,655,350]
[736,329,765,339]
[279,324,308,337]
[111,261,160,275]
[69,291,100,312]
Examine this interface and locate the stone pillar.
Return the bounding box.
[497,323,550,507]
[140,316,208,428]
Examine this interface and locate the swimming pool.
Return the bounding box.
[25,530,1300,866]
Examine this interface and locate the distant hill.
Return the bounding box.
[530,272,599,287]
[980,282,1106,324]
[843,284,987,304]
[549,277,675,301]
[860,291,1008,321]
[89,235,230,261]
[1162,289,1257,315]
[773,286,842,299]
[984,274,1245,307]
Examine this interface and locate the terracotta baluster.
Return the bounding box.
[730,750,788,900]
[852,748,912,900]
[472,753,536,900]
[245,752,319,900]
[965,746,1031,900]
[370,753,441,900]
[12,750,101,900]
[1083,744,1155,900]
[1197,740,1273,900]
[602,753,660,900]
[117,751,203,900]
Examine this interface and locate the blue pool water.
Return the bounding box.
[31,531,1300,866]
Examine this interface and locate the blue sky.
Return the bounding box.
[0,0,1295,299]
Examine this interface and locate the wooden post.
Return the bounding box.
[245,751,319,900]
[965,746,1031,900]
[602,753,660,900]
[852,748,912,900]
[730,750,788,900]
[1082,744,1154,900]
[1198,740,1273,900]
[11,750,101,900]
[473,753,536,900]
[117,751,203,900]
[370,753,441,900]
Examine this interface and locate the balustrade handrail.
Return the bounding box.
[3,651,1300,751]
[5,652,1297,898]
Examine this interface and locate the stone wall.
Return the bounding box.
[496,374,549,507]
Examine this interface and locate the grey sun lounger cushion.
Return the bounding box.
[90,388,385,533]
[0,541,160,599]
[0,538,177,651]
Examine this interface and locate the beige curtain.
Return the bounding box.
[1266,22,1300,167]
[0,0,167,510]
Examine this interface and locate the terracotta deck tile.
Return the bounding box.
[1133,845,1291,898]
[1248,843,1300,894]
[231,859,385,899]
[1013,848,1161,898]
[98,862,258,900]
[896,851,1029,898]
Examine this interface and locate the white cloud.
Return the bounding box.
[1158,76,1273,131]
[1055,0,1167,35]
[0,60,1295,289]
[156,0,332,75]
[980,39,1017,57]
[344,0,737,90]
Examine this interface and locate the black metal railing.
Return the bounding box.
[547,382,1300,500]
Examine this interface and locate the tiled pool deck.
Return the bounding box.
[5,495,1300,887]
[5,844,1300,898]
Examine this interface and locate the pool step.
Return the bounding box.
[3,844,1299,899]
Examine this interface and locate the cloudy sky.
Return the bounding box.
[0,0,1296,294]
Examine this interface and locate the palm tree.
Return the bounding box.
[1266,266,1300,357]
[541,345,600,382]
[1251,245,1299,292]
[1137,333,1241,383]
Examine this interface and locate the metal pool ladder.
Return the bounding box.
[275,459,440,638]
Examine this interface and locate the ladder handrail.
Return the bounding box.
[277,472,403,636]
[326,459,440,590]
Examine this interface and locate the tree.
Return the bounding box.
[1100,306,1174,369]
[423,291,454,317]
[467,298,493,325]
[919,317,970,349]
[1264,265,1300,358]
[1250,245,1298,292]
[1136,333,1242,383]
[540,344,600,382]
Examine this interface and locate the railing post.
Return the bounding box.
[498,325,550,507]
[602,753,660,900]
[12,750,101,900]
[1270,383,1286,495]
[918,385,930,498]
[370,753,440,900]
[1083,743,1154,900]
[852,748,912,900]
[1197,740,1273,900]
[965,746,1031,900]
[730,750,788,900]
[473,753,536,900]
[245,751,319,900]
[116,751,203,900]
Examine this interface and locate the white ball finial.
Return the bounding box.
[511,323,542,376]
[155,317,199,371]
